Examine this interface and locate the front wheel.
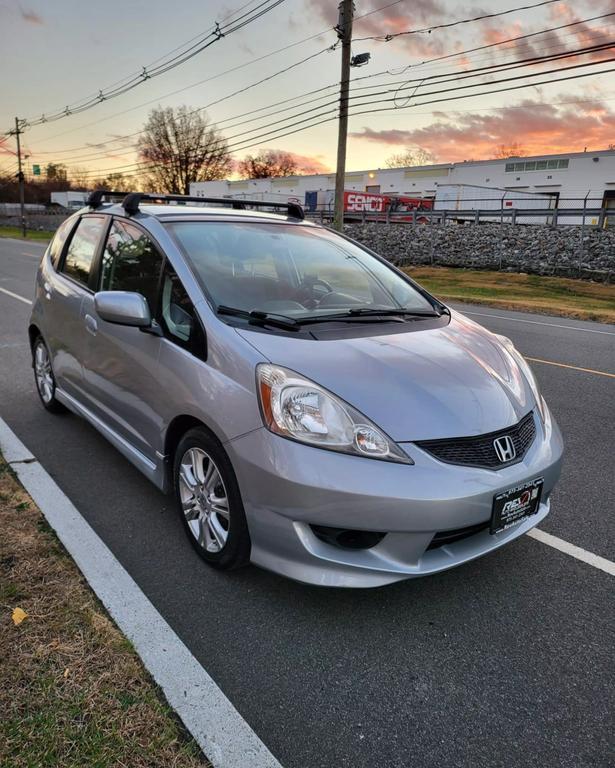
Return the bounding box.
[174,427,251,570]
[32,336,66,414]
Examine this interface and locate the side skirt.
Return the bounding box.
[55,388,166,491]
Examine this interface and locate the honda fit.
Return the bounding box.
[29,192,563,587]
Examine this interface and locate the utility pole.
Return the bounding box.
[333,0,353,232]
[14,117,26,238]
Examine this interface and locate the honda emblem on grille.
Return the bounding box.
[493,435,516,463]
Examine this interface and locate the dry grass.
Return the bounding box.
[0,458,209,768]
[404,266,615,324]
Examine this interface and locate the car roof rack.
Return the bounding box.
[121,192,304,221]
[86,189,129,209]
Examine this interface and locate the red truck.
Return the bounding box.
[343,191,433,220]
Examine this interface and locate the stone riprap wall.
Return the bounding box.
[345,222,615,281]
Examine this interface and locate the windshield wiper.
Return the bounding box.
[295,307,441,326]
[348,307,441,317]
[217,305,300,332]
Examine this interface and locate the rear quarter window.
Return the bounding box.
[61,216,106,288]
[48,217,77,269]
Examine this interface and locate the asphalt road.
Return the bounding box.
[1,237,613,768]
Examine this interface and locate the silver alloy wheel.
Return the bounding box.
[34,341,54,404]
[179,447,230,553]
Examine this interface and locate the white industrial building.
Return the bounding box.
[50,190,89,209]
[191,149,615,224]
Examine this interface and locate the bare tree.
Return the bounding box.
[92,172,131,191]
[384,147,435,168]
[70,166,91,190]
[45,163,68,182]
[237,150,300,179]
[494,142,527,159]
[137,106,232,194]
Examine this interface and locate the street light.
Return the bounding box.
[350,52,371,67]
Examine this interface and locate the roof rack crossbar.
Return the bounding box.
[120,193,304,220]
[87,189,130,209]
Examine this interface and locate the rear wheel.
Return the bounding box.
[174,427,250,570]
[32,336,66,414]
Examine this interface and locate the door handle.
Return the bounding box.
[85,314,98,335]
[43,281,52,299]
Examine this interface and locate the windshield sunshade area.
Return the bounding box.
[167,221,435,322]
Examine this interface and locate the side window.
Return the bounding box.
[61,216,106,287]
[100,221,163,311]
[159,263,205,359]
[49,217,76,269]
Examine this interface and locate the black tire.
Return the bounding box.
[32,335,67,414]
[173,427,251,570]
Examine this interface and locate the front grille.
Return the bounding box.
[415,411,536,470]
[427,521,490,550]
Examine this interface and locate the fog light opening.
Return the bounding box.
[310,525,386,550]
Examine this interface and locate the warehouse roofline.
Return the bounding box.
[196,149,615,186]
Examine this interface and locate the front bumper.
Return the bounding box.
[227,409,563,587]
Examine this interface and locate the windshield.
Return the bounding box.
[168,221,435,319]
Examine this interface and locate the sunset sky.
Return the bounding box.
[1,0,614,181]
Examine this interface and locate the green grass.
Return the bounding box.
[0,225,54,241]
[405,266,615,324]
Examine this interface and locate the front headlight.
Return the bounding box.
[497,335,547,422]
[256,364,412,463]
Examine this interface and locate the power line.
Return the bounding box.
[29,37,337,151]
[185,41,615,152]
[13,0,287,130]
[358,40,615,104]
[29,43,339,166]
[353,10,615,82]
[221,53,615,152]
[54,54,615,181]
[27,9,615,163]
[19,11,615,177]
[20,0,407,148]
[39,37,615,168]
[349,62,615,120]
[354,0,564,42]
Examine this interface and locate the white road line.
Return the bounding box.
[0,286,32,305]
[22,252,43,259]
[460,309,615,336]
[0,237,47,247]
[527,528,615,577]
[0,418,283,768]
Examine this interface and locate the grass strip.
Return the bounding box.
[0,226,54,241]
[405,266,615,324]
[0,457,210,768]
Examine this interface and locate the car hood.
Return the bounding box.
[237,310,535,441]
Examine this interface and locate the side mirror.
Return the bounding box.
[95,291,152,328]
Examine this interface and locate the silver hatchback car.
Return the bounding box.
[30,192,563,587]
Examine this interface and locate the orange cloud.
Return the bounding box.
[308,0,448,57]
[349,98,615,161]
[0,137,16,158]
[477,1,615,66]
[285,151,331,174]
